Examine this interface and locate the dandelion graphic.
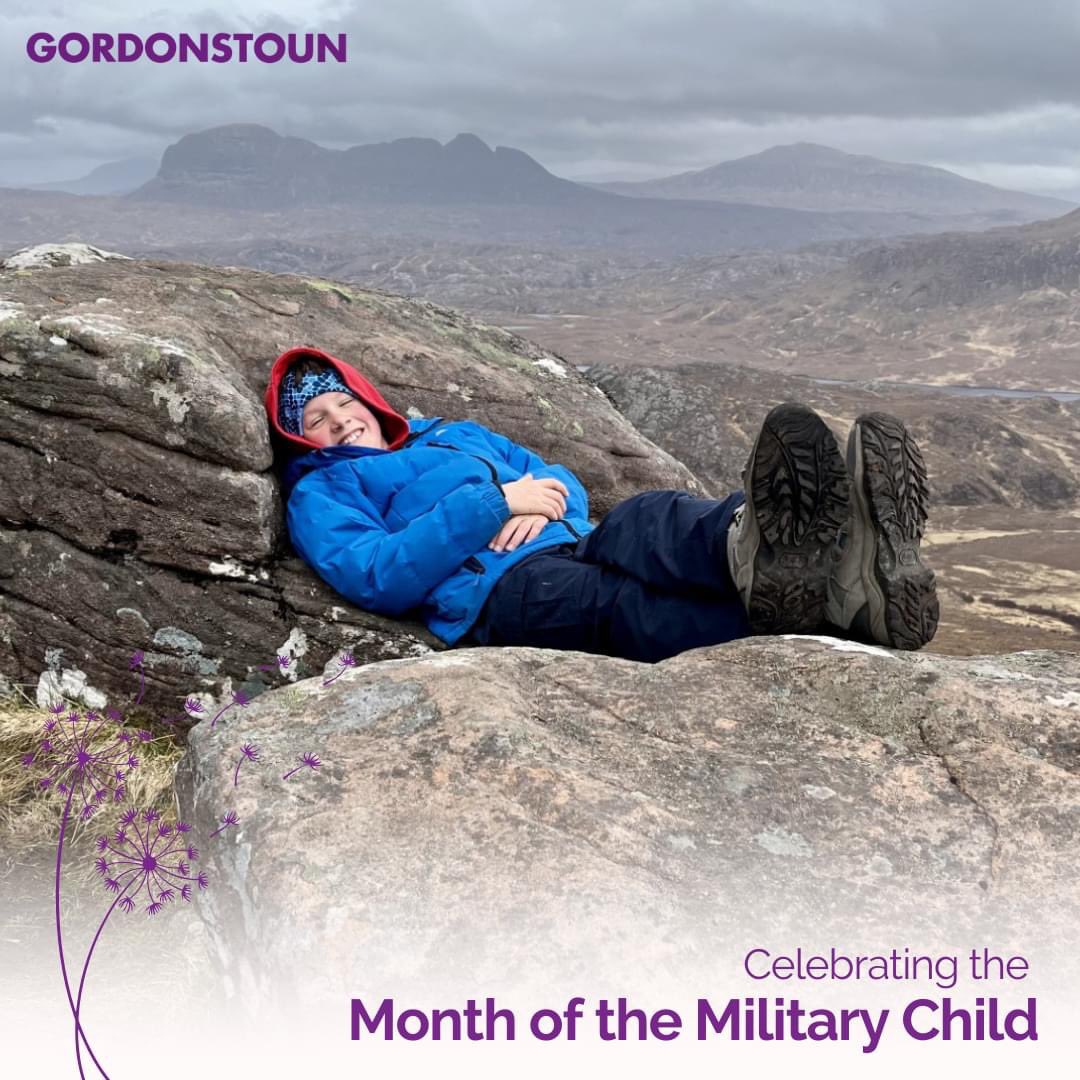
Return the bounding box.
[209,810,240,838]
[23,705,141,1079]
[321,650,357,687]
[129,649,146,705]
[25,708,138,819]
[283,752,322,781]
[164,698,206,730]
[209,689,250,731]
[233,743,260,787]
[94,808,206,914]
[76,809,207,1074]
[258,654,292,673]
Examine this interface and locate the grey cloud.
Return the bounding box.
[2,1,1080,192]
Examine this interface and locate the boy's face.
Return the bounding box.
[301,391,388,449]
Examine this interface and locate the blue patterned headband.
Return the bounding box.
[279,369,354,436]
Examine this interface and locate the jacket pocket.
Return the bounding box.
[464,556,486,574]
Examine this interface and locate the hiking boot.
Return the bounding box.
[727,403,850,634]
[825,412,939,650]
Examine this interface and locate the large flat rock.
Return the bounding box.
[175,637,1080,1007]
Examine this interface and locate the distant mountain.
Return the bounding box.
[120,124,1074,250]
[27,157,159,196]
[11,126,1080,278]
[132,124,598,208]
[597,143,1075,222]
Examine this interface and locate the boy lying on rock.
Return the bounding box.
[265,347,939,662]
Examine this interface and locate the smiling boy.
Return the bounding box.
[266,346,939,661]
[297,383,389,451]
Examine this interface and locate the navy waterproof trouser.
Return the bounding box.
[466,489,750,663]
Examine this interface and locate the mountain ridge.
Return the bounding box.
[132,123,596,208]
[597,141,1074,219]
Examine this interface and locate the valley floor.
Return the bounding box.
[924,505,1080,655]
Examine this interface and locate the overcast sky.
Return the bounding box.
[3,0,1080,198]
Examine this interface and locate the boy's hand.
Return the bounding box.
[489,514,548,553]
[500,473,569,520]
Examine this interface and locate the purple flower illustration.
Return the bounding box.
[184,697,206,717]
[257,654,292,673]
[73,810,207,1073]
[321,650,357,686]
[27,707,141,1079]
[282,752,322,781]
[233,743,260,787]
[26,709,138,818]
[129,649,146,705]
[209,810,240,838]
[94,808,204,915]
[209,689,250,731]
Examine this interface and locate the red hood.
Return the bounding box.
[264,346,411,453]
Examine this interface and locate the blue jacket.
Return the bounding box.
[281,418,593,644]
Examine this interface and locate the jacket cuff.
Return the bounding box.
[476,480,511,525]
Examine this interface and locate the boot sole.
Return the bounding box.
[850,413,940,649]
[743,403,849,634]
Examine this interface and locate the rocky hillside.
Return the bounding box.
[599,142,1073,221]
[0,244,700,711]
[685,208,1080,390]
[499,207,1080,392]
[847,208,1080,304]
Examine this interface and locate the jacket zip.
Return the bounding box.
[422,441,496,574]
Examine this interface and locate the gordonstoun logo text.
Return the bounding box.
[26,32,347,64]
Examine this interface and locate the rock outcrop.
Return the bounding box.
[0,247,701,712]
[1,242,131,270]
[175,636,1080,1006]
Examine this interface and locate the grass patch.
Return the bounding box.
[0,686,184,865]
